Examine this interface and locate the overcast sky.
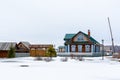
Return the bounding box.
[0,0,120,47]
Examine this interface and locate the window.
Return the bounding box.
[78,45,82,52]
[20,45,22,47]
[71,45,76,52]
[85,45,90,52]
[77,35,84,41]
[65,46,68,52]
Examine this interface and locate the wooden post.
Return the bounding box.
[108,17,115,54]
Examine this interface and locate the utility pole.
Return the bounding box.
[108,17,115,54]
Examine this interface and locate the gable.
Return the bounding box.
[17,43,29,50]
[73,33,89,42]
[21,42,30,49]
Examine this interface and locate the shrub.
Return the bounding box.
[45,47,57,57]
[8,45,15,58]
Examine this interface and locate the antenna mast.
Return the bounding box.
[108,17,115,54]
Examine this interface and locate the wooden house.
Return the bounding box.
[16,42,30,53]
[29,44,53,57]
[15,42,30,57]
[64,30,100,53]
[0,42,17,58]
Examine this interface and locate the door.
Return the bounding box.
[82,45,85,52]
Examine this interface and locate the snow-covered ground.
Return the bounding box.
[0,57,120,80]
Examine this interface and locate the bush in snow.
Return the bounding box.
[35,57,43,61]
[61,57,68,62]
[8,45,15,58]
[44,57,52,62]
[45,46,57,58]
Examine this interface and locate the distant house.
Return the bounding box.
[15,42,30,57]
[16,42,30,53]
[29,44,53,57]
[58,46,65,52]
[0,42,17,58]
[104,45,120,53]
[64,30,100,53]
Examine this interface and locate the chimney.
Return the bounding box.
[88,29,90,37]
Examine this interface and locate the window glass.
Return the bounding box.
[71,45,76,52]
[78,45,82,52]
[85,45,90,52]
[77,35,84,41]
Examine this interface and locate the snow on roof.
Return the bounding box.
[0,42,17,50]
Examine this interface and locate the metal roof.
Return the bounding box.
[0,42,17,50]
[29,44,53,48]
[64,34,75,40]
[58,46,65,48]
